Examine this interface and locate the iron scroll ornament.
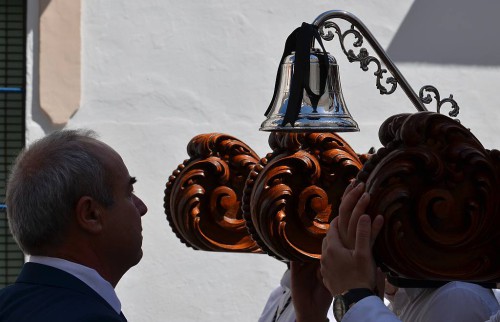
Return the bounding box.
[419,85,460,117]
[312,10,460,117]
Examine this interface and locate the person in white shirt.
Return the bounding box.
[0,129,148,322]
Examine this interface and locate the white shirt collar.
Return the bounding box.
[280,268,291,290]
[28,255,122,314]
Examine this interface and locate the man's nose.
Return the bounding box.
[134,195,148,216]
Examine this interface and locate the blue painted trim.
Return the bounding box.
[0,87,23,93]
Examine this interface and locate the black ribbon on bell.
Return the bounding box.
[265,22,329,127]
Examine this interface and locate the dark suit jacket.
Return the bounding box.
[0,262,127,322]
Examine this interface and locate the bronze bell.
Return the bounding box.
[260,48,359,132]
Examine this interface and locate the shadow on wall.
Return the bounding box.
[387,0,500,65]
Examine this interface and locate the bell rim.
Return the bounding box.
[259,127,360,132]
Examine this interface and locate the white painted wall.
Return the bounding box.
[25,1,500,321]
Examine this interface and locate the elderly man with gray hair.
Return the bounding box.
[0,129,148,322]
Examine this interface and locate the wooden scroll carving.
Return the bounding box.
[358,111,500,282]
[164,133,262,253]
[242,132,366,261]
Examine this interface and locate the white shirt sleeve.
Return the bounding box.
[341,296,402,322]
[258,287,336,322]
[420,284,499,322]
[259,285,290,322]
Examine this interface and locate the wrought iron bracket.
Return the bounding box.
[312,10,460,117]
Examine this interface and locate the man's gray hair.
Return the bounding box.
[6,129,114,254]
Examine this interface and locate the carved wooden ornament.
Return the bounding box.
[164,133,262,253]
[358,112,500,282]
[164,112,500,283]
[164,131,368,261]
[243,132,365,261]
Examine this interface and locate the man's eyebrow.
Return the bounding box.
[129,177,137,185]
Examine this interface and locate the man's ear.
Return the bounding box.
[75,196,103,234]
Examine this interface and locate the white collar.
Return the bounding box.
[28,255,122,314]
[280,268,292,290]
[403,287,425,300]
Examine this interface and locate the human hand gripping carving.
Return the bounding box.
[320,182,384,296]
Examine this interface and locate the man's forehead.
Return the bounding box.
[89,141,131,182]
